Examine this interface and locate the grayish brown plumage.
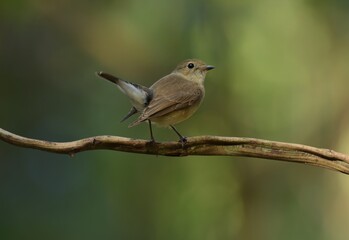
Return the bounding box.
[98,59,214,145]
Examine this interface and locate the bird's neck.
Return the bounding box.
[175,72,205,85]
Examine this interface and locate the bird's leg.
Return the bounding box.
[170,125,187,146]
[148,120,155,143]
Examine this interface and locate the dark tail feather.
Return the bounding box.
[121,107,138,122]
[96,72,120,84]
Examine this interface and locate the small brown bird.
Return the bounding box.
[97,59,214,145]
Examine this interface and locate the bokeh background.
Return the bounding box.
[1,0,349,239]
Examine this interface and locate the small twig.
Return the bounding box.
[1,127,349,174]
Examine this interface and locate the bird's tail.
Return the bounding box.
[120,107,138,122]
[97,71,153,112]
[96,72,120,84]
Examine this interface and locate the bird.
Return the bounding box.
[97,59,215,145]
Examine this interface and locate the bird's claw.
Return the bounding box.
[179,137,187,147]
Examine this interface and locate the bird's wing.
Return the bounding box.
[129,74,204,127]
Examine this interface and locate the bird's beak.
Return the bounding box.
[205,65,215,71]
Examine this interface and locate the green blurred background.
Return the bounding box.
[1,0,349,239]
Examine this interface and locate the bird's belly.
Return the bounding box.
[151,104,200,127]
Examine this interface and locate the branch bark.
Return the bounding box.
[1,127,349,174]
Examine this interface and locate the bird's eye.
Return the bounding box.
[187,63,194,69]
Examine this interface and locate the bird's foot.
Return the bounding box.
[148,138,157,145]
[179,136,187,147]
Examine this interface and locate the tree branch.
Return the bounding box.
[1,127,349,174]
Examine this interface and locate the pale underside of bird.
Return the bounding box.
[97,59,214,145]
